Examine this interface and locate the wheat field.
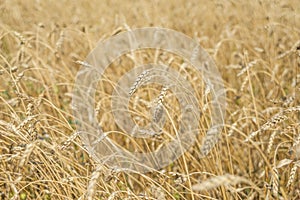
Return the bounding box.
[0,0,299,199]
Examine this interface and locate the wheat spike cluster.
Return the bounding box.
[0,0,300,199]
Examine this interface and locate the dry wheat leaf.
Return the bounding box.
[276,159,293,169]
[192,174,251,191]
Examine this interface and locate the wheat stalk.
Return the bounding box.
[270,167,279,197]
[237,59,258,77]
[13,31,26,45]
[60,132,79,150]
[201,126,220,156]
[86,164,103,200]
[287,162,298,189]
[267,131,278,154]
[152,86,168,123]
[55,31,65,53]
[129,69,151,96]
[19,142,35,167]
[245,106,300,142]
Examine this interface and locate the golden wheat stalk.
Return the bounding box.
[86,164,103,200]
[237,59,258,77]
[60,131,79,150]
[129,69,151,96]
[267,131,278,154]
[19,142,35,168]
[55,31,65,53]
[152,86,168,123]
[286,162,298,189]
[245,106,300,142]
